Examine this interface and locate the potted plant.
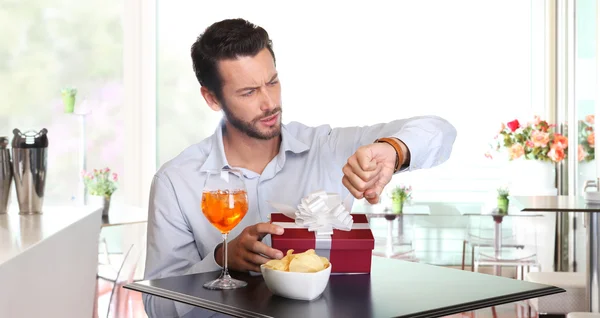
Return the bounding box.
[486,116,568,163]
[390,185,412,214]
[577,114,595,163]
[486,116,568,194]
[82,167,118,216]
[61,87,77,114]
[497,186,510,215]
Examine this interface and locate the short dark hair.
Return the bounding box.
[191,18,276,101]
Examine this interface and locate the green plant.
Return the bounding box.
[497,186,509,198]
[82,167,118,198]
[391,185,412,202]
[61,87,77,113]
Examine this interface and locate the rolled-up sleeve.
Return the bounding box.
[325,115,457,171]
[143,174,222,317]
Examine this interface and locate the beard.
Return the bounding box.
[221,102,282,140]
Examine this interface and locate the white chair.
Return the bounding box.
[97,244,142,318]
[371,214,418,261]
[526,271,587,315]
[468,213,540,279]
[567,314,600,318]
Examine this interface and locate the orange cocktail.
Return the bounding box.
[201,190,248,233]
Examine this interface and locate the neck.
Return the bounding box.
[222,122,281,175]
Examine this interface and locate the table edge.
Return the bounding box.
[520,207,599,212]
[124,282,272,318]
[405,286,565,318]
[125,282,565,318]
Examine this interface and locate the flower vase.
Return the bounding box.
[90,194,111,217]
[102,195,111,217]
[507,159,557,196]
[391,200,404,214]
[497,196,509,214]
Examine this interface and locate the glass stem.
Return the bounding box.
[222,233,230,278]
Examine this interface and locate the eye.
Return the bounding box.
[268,79,279,86]
[242,90,254,97]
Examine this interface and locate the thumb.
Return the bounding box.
[364,183,384,204]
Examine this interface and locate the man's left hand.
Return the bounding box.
[342,142,398,204]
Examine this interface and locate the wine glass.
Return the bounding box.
[201,168,249,289]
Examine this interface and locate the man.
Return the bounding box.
[143,18,457,317]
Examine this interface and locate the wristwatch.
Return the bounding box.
[374,137,404,173]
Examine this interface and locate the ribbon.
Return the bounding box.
[267,190,354,236]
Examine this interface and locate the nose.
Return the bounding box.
[259,88,277,112]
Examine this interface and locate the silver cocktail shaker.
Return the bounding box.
[11,128,48,214]
[0,136,12,214]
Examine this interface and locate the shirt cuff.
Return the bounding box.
[393,131,441,172]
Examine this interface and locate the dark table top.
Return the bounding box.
[125,257,564,318]
[512,195,600,212]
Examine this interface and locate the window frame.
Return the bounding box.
[123,0,157,208]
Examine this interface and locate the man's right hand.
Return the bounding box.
[215,223,284,272]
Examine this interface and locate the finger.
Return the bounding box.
[245,250,275,266]
[347,155,380,181]
[248,223,284,240]
[364,168,394,203]
[356,147,377,171]
[343,175,364,199]
[248,263,261,273]
[237,259,261,273]
[248,240,284,260]
[343,164,378,193]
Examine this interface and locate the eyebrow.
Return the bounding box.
[235,73,279,94]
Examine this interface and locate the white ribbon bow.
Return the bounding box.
[268,190,354,235]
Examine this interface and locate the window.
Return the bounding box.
[0,1,125,206]
[156,1,546,207]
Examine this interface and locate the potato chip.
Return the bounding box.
[263,249,330,273]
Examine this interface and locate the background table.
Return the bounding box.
[100,204,147,227]
[126,256,564,318]
[512,195,600,313]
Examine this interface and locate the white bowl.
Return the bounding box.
[260,263,332,301]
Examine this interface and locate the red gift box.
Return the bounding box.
[270,213,375,273]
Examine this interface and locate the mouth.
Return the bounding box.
[259,112,280,126]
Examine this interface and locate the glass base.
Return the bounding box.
[203,276,247,290]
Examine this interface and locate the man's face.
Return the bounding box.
[217,48,282,140]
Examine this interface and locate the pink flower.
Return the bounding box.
[499,123,506,133]
[578,145,586,161]
[589,133,595,147]
[533,115,541,125]
[112,173,118,182]
[509,144,524,159]
[586,114,595,124]
[531,131,550,147]
[104,167,111,173]
[552,134,568,149]
[548,146,565,162]
[525,141,534,148]
[484,152,493,159]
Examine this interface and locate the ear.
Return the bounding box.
[201,87,221,112]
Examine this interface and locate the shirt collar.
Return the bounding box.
[199,120,309,173]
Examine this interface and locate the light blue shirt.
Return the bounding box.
[143,116,457,317]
